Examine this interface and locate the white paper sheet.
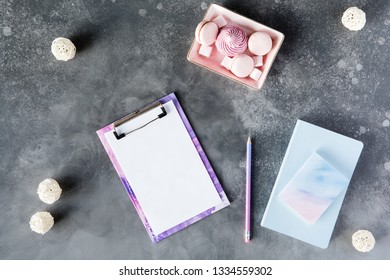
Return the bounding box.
[105,101,222,235]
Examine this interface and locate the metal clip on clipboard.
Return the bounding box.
[113,102,167,140]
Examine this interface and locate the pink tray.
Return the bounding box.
[187,4,284,90]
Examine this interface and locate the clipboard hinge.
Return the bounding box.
[113,102,167,140]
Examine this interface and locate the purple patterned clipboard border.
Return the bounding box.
[96,93,230,243]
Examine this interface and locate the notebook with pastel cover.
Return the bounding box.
[261,120,363,248]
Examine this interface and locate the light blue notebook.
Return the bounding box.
[261,120,363,249]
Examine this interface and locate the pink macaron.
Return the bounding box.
[195,21,219,46]
[230,54,254,78]
[195,20,208,44]
[248,31,273,56]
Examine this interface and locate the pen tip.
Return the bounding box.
[247,136,251,144]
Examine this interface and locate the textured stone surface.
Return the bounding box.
[1,0,389,259]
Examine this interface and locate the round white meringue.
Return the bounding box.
[352,230,375,252]
[51,37,76,61]
[29,212,54,235]
[342,7,366,31]
[37,178,62,204]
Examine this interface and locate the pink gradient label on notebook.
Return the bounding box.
[279,152,349,224]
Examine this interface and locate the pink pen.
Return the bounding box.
[245,136,252,243]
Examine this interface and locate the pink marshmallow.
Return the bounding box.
[212,15,228,28]
[250,68,262,80]
[220,56,233,70]
[199,44,213,57]
[252,55,263,67]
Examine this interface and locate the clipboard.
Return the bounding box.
[97,93,230,243]
[261,120,363,248]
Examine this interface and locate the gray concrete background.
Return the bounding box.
[1,0,389,259]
